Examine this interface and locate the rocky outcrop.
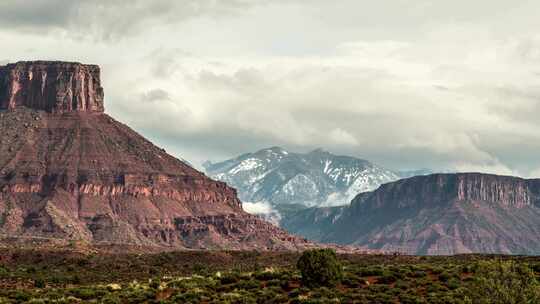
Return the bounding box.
[351,173,539,211]
[0,61,311,250]
[284,173,540,255]
[0,61,104,113]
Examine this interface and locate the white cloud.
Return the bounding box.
[242,201,274,214]
[2,1,540,177]
[242,201,281,226]
[328,128,359,146]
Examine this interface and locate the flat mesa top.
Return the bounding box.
[0,60,99,68]
[0,60,104,113]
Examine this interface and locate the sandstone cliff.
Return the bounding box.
[284,173,540,255]
[0,61,104,113]
[0,61,310,250]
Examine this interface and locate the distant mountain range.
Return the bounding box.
[204,148,540,255]
[204,147,431,223]
[282,173,540,255]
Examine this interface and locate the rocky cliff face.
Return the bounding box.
[352,173,539,211]
[0,61,104,113]
[284,173,540,255]
[0,61,311,250]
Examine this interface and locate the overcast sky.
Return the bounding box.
[2,0,540,176]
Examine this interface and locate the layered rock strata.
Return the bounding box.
[284,173,540,255]
[0,61,104,113]
[0,61,310,250]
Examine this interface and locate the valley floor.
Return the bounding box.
[0,245,539,303]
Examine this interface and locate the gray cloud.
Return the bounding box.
[0,0,260,41]
[145,48,193,79]
[2,1,540,177]
[139,89,172,103]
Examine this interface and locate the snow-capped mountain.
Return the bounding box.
[203,147,402,215]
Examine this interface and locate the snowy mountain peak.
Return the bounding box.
[309,148,328,154]
[204,147,402,213]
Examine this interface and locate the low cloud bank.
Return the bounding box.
[242,201,281,226]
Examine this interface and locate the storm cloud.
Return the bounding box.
[0,0,259,40]
[2,1,540,176]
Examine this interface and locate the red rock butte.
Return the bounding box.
[0,61,104,113]
[0,61,313,250]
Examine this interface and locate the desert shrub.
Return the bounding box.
[70,274,82,284]
[254,270,278,281]
[220,272,241,284]
[410,270,427,278]
[446,277,461,290]
[237,279,260,290]
[10,291,31,302]
[439,271,452,282]
[377,273,398,284]
[102,294,122,304]
[288,288,301,298]
[342,274,360,287]
[358,266,384,277]
[0,266,9,277]
[297,249,343,288]
[426,282,446,293]
[34,278,45,288]
[431,266,445,275]
[367,284,390,294]
[50,275,64,284]
[399,294,425,304]
[149,278,161,289]
[192,262,208,275]
[395,279,410,290]
[124,289,155,303]
[367,292,393,303]
[266,278,282,287]
[462,260,540,304]
[69,287,103,300]
[462,264,474,274]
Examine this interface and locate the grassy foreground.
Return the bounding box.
[0,248,539,303]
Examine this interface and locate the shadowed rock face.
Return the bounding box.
[0,61,104,113]
[0,61,311,250]
[351,173,540,212]
[283,173,540,255]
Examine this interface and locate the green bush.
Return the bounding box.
[378,273,398,284]
[446,278,461,290]
[34,278,45,288]
[463,260,540,304]
[11,291,31,302]
[531,262,540,273]
[69,287,101,300]
[297,249,343,288]
[358,266,384,277]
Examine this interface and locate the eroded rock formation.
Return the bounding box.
[0,61,104,113]
[283,173,540,255]
[0,61,310,250]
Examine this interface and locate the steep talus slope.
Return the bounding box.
[0,61,311,250]
[285,173,540,255]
